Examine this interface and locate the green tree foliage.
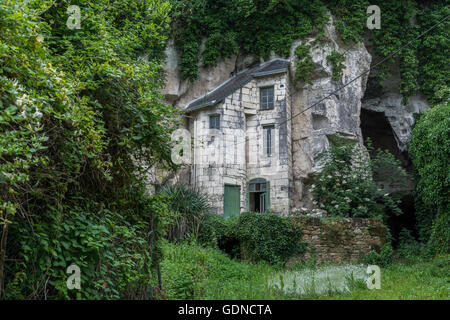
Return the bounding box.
[311,141,408,219]
[410,103,450,254]
[0,0,177,299]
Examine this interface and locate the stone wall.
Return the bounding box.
[288,217,387,265]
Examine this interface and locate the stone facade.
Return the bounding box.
[288,217,387,265]
[186,67,292,216]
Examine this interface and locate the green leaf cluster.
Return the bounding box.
[311,140,408,220]
[410,103,449,254]
[326,50,346,81]
[0,0,178,299]
[199,212,305,266]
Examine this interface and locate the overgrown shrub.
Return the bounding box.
[4,186,173,300]
[238,212,305,266]
[198,214,239,256]
[397,229,422,263]
[159,185,211,241]
[199,212,305,266]
[311,141,408,219]
[0,0,176,299]
[361,243,394,267]
[410,103,450,254]
[427,214,450,256]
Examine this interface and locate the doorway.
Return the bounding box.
[224,185,240,218]
[248,178,269,213]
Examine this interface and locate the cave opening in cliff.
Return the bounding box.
[360,109,418,247]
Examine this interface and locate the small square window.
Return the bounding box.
[209,115,220,129]
[260,86,274,110]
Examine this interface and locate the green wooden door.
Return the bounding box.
[224,185,240,218]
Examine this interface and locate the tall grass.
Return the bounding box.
[159,242,449,300]
[159,240,277,299]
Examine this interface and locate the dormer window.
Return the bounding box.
[260,86,274,110]
[209,114,220,129]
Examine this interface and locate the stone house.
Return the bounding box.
[183,58,293,216]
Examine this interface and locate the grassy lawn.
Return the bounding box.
[319,262,449,300]
[159,241,449,300]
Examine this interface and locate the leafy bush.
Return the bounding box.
[4,186,171,300]
[427,214,450,256]
[199,212,305,266]
[410,103,449,254]
[0,0,176,299]
[429,255,450,278]
[238,212,305,266]
[198,214,239,254]
[361,243,394,268]
[397,229,422,263]
[159,185,211,241]
[311,141,407,219]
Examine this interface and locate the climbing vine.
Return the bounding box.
[294,43,315,85]
[169,0,449,104]
[327,50,346,81]
[170,0,329,80]
[366,0,449,104]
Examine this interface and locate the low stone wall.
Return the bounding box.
[288,217,387,265]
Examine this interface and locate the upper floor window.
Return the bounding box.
[209,114,220,129]
[260,86,274,110]
[263,125,274,156]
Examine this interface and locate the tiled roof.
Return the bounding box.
[185,58,290,112]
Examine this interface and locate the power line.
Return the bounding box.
[184,13,449,151]
[275,13,450,131]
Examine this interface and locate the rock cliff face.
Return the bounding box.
[161,13,428,209]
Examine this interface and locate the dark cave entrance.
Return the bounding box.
[387,194,419,247]
[360,108,418,247]
[360,109,412,170]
